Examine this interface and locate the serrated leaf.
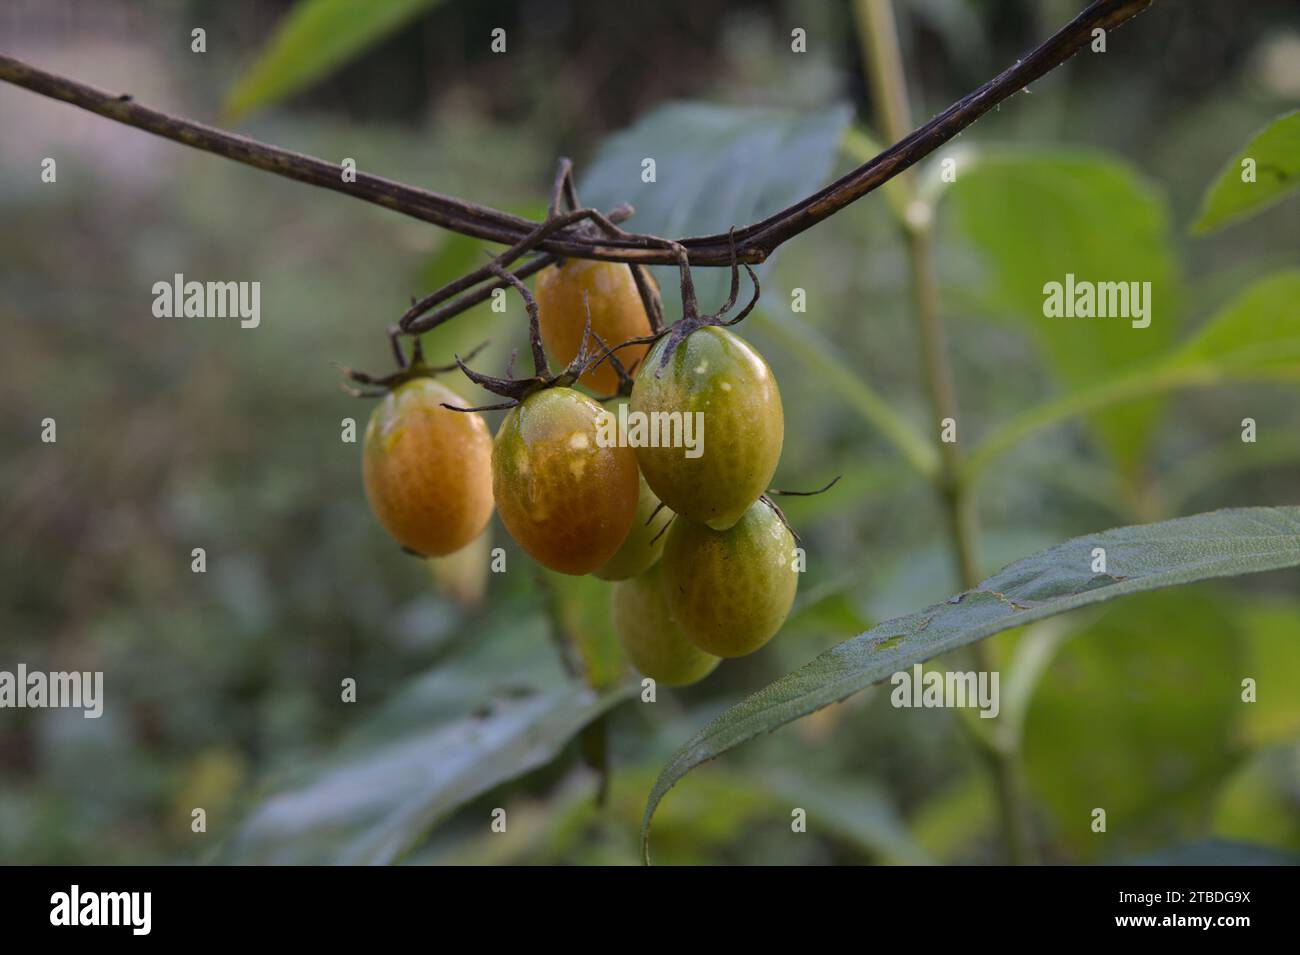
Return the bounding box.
[642,506,1300,862]
[945,151,1177,479]
[223,0,446,121]
[225,680,632,864]
[1193,111,1300,234]
[579,101,853,305]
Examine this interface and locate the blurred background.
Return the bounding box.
[1,0,1298,865]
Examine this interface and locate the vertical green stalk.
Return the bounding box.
[853,0,1038,865]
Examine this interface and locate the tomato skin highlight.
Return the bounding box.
[613,563,720,686]
[492,387,640,575]
[661,501,798,657]
[630,326,783,531]
[362,378,494,557]
[536,260,653,395]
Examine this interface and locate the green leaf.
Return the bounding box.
[226,679,632,864]
[579,101,852,304]
[641,506,1300,862]
[1193,111,1300,234]
[1172,270,1300,372]
[223,0,446,121]
[966,271,1300,482]
[945,151,1177,478]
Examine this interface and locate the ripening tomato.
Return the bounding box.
[613,563,720,686]
[362,377,494,556]
[661,500,798,657]
[493,387,639,575]
[536,259,653,394]
[630,326,783,531]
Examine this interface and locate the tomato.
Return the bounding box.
[362,377,494,556]
[536,259,653,394]
[593,474,671,581]
[661,500,798,657]
[613,563,720,686]
[492,387,639,575]
[630,326,783,531]
[591,399,670,581]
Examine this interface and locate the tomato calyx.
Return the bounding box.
[338,334,487,399]
[446,261,620,412]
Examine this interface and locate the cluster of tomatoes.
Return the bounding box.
[361,259,796,687]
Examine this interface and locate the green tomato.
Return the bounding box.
[661,500,798,657]
[492,387,639,575]
[593,474,672,581]
[613,563,720,686]
[630,326,782,530]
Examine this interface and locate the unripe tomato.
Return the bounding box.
[536,259,653,395]
[593,474,671,581]
[613,563,720,686]
[630,326,783,531]
[661,501,798,657]
[362,377,494,556]
[493,387,639,575]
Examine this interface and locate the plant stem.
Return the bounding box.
[0,3,1155,266]
[855,0,1038,865]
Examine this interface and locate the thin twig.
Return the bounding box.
[0,1,1155,265]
